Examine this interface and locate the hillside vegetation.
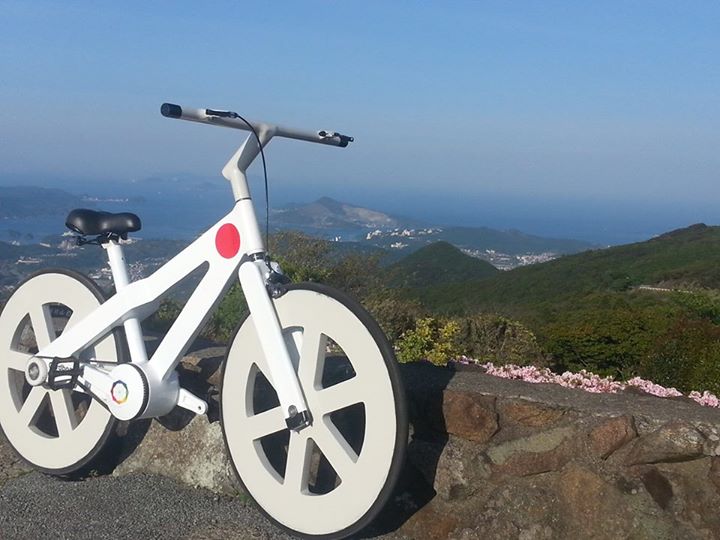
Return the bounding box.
[413,223,720,316]
[400,224,720,391]
[148,225,720,395]
[386,241,499,288]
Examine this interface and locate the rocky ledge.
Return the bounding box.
[4,345,720,539]
[401,363,720,539]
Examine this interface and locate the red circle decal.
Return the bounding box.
[215,224,241,258]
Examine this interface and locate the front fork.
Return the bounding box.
[238,257,311,430]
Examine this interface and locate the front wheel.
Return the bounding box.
[221,283,408,539]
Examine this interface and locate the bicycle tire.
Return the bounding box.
[220,282,407,539]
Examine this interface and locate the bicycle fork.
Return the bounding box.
[238,257,312,430]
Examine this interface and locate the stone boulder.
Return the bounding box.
[112,342,238,495]
[113,413,238,496]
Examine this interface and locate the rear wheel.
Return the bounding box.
[0,269,125,475]
[221,283,407,539]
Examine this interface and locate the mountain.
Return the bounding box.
[0,186,84,219]
[272,196,412,232]
[273,197,596,268]
[428,226,592,255]
[386,241,499,287]
[365,225,594,267]
[412,223,720,317]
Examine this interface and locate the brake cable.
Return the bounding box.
[205,109,271,253]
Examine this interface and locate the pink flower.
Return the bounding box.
[463,358,720,408]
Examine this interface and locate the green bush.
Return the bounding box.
[268,231,331,283]
[396,317,461,365]
[362,291,424,343]
[641,318,720,395]
[455,314,544,366]
[672,290,720,324]
[543,307,673,379]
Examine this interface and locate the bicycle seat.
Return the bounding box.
[65,208,142,237]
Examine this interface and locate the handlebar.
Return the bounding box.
[160,103,353,148]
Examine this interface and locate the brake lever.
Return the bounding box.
[318,130,354,147]
[205,108,240,119]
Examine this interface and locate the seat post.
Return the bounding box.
[104,240,149,363]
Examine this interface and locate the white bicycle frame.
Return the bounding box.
[28,104,353,426]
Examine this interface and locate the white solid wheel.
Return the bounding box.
[221,284,407,539]
[0,270,124,474]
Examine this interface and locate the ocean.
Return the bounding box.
[1,177,717,246]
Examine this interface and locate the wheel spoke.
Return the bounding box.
[18,386,47,426]
[315,377,365,415]
[298,326,325,390]
[313,420,358,481]
[29,305,54,350]
[6,350,31,372]
[50,389,78,436]
[245,406,286,441]
[283,432,311,492]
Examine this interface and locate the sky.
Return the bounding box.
[1,2,719,242]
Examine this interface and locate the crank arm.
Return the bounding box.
[78,363,208,420]
[177,388,208,415]
[77,363,115,408]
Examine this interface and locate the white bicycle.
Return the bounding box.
[0,103,408,539]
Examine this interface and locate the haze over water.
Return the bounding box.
[0,174,708,245]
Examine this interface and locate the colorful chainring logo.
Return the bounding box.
[111,380,129,405]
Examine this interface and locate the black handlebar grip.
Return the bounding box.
[336,134,354,148]
[160,103,182,118]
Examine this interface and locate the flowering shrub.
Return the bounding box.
[450,356,720,408]
[397,318,461,365]
[396,315,543,367]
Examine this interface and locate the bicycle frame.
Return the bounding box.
[30,103,353,425]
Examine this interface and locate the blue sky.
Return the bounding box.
[1,2,719,240]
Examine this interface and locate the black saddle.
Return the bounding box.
[65,208,142,238]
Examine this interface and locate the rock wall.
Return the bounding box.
[400,364,720,539]
[4,344,720,539]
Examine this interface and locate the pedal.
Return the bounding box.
[46,357,82,391]
[177,388,208,416]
